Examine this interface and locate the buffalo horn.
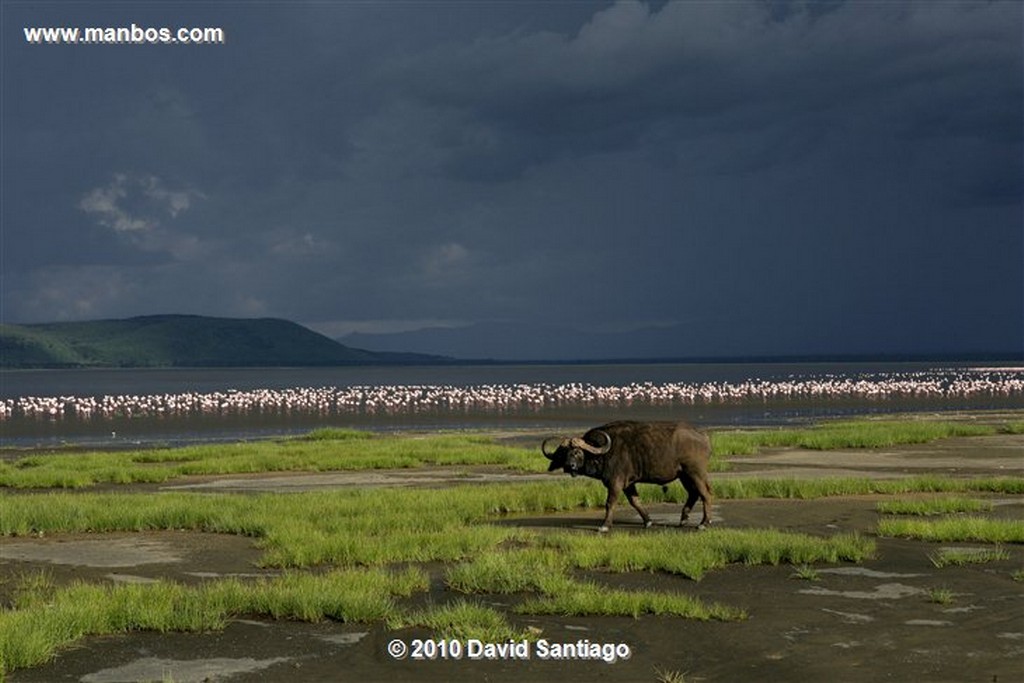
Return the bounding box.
[541,437,566,458]
[572,429,612,455]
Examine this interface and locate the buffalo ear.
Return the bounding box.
[547,460,562,472]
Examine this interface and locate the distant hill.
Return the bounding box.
[0,315,447,368]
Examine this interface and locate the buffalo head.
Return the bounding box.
[541,430,612,477]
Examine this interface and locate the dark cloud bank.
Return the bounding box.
[3,1,1021,360]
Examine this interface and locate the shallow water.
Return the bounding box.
[1,362,1021,449]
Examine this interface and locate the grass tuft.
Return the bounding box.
[877,498,993,516]
[711,420,998,455]
[790,564,821,581]
[391,600,527,642]
[538,528,875,581]
[879,517,1024,544]
[927,587,956,605]
[928,547,1011,568]
[0,568,428,675]
[517,581,745,621]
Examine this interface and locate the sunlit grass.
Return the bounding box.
[790,565,821,581]
[928,546,1011,568]
[446,546,574,595]
[537,528,874,580]
[0,431,543,489]
[517,581,746,621]
[3,479,1019,556]
[877,497,994,516]
[927,587,956,605]
[0,415,1020,681]
[879,517,1024,544]
[710,419,999,456]
[2,417,1016,489]
[712,476,1024,500]
[390,600,527,642]
[0,567,427,676]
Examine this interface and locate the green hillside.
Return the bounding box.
[0,315,439,368]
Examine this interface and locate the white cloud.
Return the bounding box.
[79,173,206,258]
[421,242,471,280]
[79,173,152,233]
[79,173,202,233]
[142,174,198,217]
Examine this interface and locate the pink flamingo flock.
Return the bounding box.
[2,368,1021,422]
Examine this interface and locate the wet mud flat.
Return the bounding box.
[2,436,1023,682]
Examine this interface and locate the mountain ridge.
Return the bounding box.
[0,315,448,369]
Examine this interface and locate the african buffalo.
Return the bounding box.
[542,420,713,532]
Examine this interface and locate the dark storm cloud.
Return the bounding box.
[3,1,1021,358]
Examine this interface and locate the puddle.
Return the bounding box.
[316,632,369,646]
[943,605,984,614]
[799,583,924,600]
[821,608,875,624]
[0,538,181,567]
[817,568,925,579]
[80,656,290,683]
[105,573,160,584]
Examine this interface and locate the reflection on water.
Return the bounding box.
[1,363,1021,450]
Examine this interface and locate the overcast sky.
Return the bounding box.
[3,1,1022,359]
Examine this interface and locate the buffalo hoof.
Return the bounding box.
[697,523,710,531]
[597,525,610,533]
[643,520,655,529]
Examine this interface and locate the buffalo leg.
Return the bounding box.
[599,484,622,533]
[693,475,713,528]
[680,474,713,529]
[679,477,699,525]
[624,483,654,528]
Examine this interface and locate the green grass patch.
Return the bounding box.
[0,483,608,566]
[790,565,821,581]
[0,432,544,489]
[2,417,1015,489]
[0,460,1018,680]
[537,528,873,580]
[879,517,1024,544]
[390,600,527,642]
[713,476,1024,500]
[999,422,1024,435]
[446,547,574,595]
[517,581,745,621]
[0,567,426,675]
[877,497,994,516]
[928,547,1011,568]
[926,587,956,605]
[711,420,998,456]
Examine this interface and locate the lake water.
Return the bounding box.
[2,362,1022,449]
